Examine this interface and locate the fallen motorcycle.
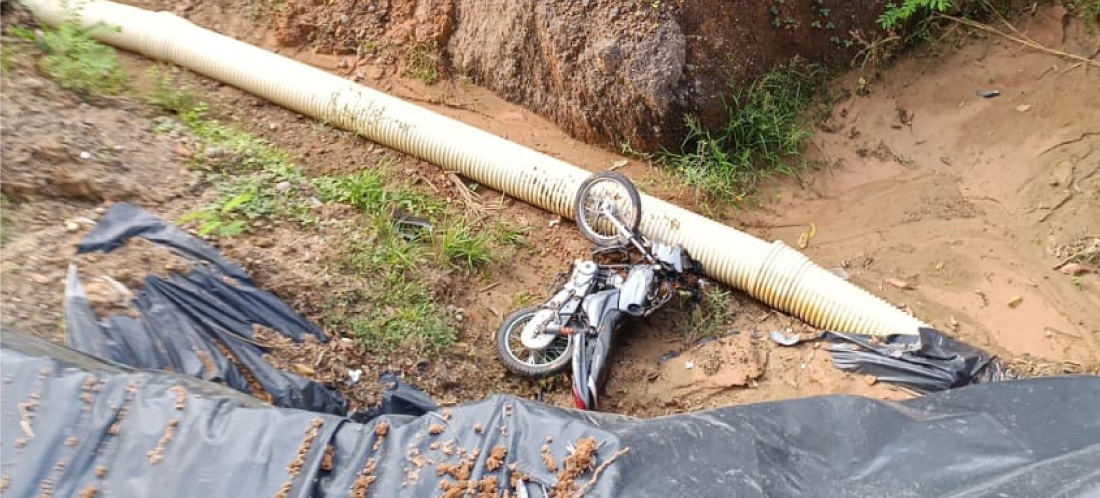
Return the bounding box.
[495,171,705,410]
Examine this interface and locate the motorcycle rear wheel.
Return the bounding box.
[495,307,574,377]
[574,171,642,246]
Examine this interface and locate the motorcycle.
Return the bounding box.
[495,171,705,410]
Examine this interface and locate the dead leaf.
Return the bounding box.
[886,277,912,290]
[797,223,816,249]
[1008,296,1023,308]
[292,363,315,376]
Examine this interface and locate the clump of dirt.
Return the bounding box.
[485,445,507,472]
[350,458,378,498]
[252,324,377,411]
[146,417,180,465]
[73,238,193,317]
[551,437,598,497]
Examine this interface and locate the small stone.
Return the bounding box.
[611,159,628,170]
[79,151,92,160]
[1015,104,1031,112]
[20,77,46,90]
[1059,263,1091,276]
[886,277,912,290]
[173,144,192,158]
[275,181,292,193]
[66,221,80,232]
[269,123,279,131]
[1007,295,1023,308]
[205,147,227,158]
[863,376,878,386]
[292,363,315,376]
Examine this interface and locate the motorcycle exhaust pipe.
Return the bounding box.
[20,0,928,337]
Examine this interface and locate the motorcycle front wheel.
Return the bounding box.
[495,307,574,378]
[573,171,642,246]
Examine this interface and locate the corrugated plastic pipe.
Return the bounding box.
[22,0,928,337]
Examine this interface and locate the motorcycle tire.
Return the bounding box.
[573,171,643,246]
[495,307,574,378]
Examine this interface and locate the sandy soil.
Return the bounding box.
[2,2,1096,417]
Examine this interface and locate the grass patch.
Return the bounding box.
[143,69,520,357]
[8,15,126,99]
[658,60,827,203]
[1067,0,1100,23]
[405,41,441,84]
[326,227,457,355]
[439,217,494,269]
[678,287,735,344]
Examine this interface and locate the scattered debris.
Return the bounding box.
[146,418,180,465]
[429,424,445,435]
[769,329,802,347]
[886,277,912,290]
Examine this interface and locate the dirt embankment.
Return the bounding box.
[244,0,886,150]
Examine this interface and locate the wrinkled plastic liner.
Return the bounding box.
[3,332,1099,498]
[823,327,1010,393]
[64,203,346,414]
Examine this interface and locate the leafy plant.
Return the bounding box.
[659,61,825,202]
[9,20,127,98]
[878,0,952,30]
[146,65,199,114]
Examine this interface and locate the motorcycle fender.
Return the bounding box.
[582,289,619,326]
[618,266,654,316]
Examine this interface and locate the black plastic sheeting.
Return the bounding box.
[3,331,1099,498]
[64,203,346,415]
[823,327,1010,393]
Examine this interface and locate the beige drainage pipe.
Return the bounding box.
[23,0,927,337]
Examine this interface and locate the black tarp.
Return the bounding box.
[822,327,1010,393]
[3,331,1099,498]
[64,203,346,415]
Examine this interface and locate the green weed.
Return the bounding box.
[439,217,494,269]
[9,15,126,99]
[678,287,735,344]
[314,166,446,218]
[167,102,318,236]
[878,0,952,30]
[405,41,441,85]
[1066,0,1100,23]
[147,65,199,115]
[659,61,825,202]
